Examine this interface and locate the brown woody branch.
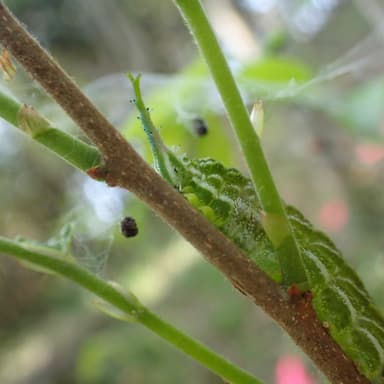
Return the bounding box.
[0,2,368,383]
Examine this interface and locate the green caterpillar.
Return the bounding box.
[129,75,384,383]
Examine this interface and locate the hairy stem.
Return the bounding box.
[173,0,305,287]
[0,236,262,384]
[0,2,370,382]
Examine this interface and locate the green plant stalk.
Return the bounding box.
[0,236,263,384]
[138,311,261,384]
[173,0,305,287]
[0,90,102,171]
[0,88,19,125]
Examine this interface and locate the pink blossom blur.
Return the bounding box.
[355,143,384,165]
[275,356,316,384]
[318,199,349,232]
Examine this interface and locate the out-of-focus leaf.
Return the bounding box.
[122,56,312,169]
[240,56,313,84]
[330,79,384,135]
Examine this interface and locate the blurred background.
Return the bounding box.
[1,0,384,383]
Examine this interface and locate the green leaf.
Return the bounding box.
[330,78,384,136]
[240,56,313,84]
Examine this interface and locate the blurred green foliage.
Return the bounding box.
[1,1,384,384]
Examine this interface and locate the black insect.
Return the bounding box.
[191,118,208,136]
[120,217,138,238]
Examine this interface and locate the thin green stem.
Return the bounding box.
[0,236,263,384]
[138,310,260,384]
[173,0,306,286]
[0,89,19,125]
[0,89,102,171]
